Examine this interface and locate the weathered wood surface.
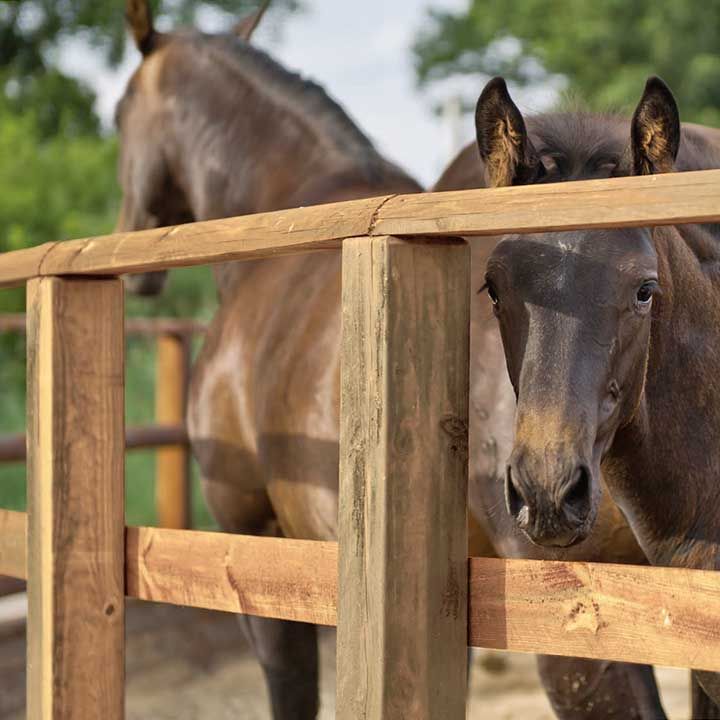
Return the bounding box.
[26,277,125,720]
[2,171,720,287]
[0,195,389,288]
[336,236,471,719]
[0,313,205,337]
[469,557,720,673]
[374,168,720,237]
[0,423,188,463]
[6,503,720,672]
[126,526,337,626]
[155,334,191,529]
[0,510,26,579]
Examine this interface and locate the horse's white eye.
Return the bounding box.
[635,281,658,309]
[487,285,499,306]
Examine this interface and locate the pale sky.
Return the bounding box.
[58,0,556,187]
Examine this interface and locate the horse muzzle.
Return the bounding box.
[505,449,595,548]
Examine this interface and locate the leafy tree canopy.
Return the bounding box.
[1,0,297,137]
[414,0,720,125]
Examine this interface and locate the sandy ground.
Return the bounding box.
[0,597,690,719]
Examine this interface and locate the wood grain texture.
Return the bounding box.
[469,557,720,672]
[0,510,27,579]
[125,526,338,625]
[3,170,720,287]
[375,168,720,237]
[8,503,720,672]
[337,236,471,719]
[0,195,390,288]
[155,334,190,529]
[26,277,125,720]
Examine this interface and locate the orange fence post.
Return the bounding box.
[155,332,191,529]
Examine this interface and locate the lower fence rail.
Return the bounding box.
[2,507,720,673]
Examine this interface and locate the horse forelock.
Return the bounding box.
[525,111,720,181]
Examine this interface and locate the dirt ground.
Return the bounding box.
[0,597,690,719]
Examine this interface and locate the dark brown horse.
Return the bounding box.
[117,3,672,718]
[474,74,720,716]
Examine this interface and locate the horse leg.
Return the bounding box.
[537,656,666,719]
[238,615,319,720]
[692,671,720,717]
[199,473,321,719]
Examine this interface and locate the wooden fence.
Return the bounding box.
[0,313,205,531]
[1,169,720,718]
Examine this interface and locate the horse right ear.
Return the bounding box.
[630,76,680,176]
[475,77,544,187]
[126,0,156,55]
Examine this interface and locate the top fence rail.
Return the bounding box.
[1,169,720,289]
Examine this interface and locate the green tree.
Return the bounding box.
[1,1,298,138]
[414,0,720,125]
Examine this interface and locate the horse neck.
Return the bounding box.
[164,45,402,295]
[609,224,720,569]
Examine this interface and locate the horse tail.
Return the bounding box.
[126,0,156,55]
[233,0,271,42]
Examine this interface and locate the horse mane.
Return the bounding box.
[178,30,394,182]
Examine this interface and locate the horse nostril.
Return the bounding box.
[561,465,591,520]
[505,466,530,527]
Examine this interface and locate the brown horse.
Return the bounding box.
[117,3,670,718]
[474,74,720,715]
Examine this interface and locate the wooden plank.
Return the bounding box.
[336,236,470,719]
[0,243,58,290]
[2,171,720,287]
[26,277,125,720]
[9,499,720,672]
[0,195,390,288]
[125,526,337,626]
[0,313,206,337]
[0,510,27,579]
[374,168,720,237]
[0,424,188,463]
[155,333,191,529]
[469,556,720,673]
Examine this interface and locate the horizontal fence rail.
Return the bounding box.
[3,509,720,673]
[0,424,188,463]
[1,170,720,288]
[0,313,205,336]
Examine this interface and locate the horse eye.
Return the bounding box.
[636,282,656,305]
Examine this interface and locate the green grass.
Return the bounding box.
[0,329,217,530]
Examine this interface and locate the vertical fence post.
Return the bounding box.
[26,277,125,720]
[155,332,191,529]
[337,236,470,719]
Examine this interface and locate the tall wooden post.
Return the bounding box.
[155,332,191,529]
[337,236,470,719]
[26,277,125,720]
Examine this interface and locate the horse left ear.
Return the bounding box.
[631,76,680,175]
[475,77,544,187]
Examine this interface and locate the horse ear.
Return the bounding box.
[475,77,544,187]
[233,0,271,42]
[126,0,156,55]
[631,76,680,175]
